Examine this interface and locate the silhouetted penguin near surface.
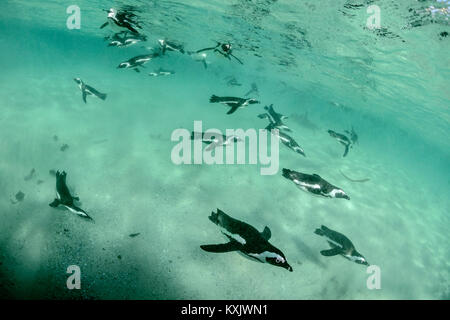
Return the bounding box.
[196,42,243,64]
[201,209,293,272]
[100,8,140,34]
[314,225,369,266]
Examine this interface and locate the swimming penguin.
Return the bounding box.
[282,168,350,200]
[106,31,146,48]
[148,68,175,77]
[328,130,352,157]
[73,78,107,104]
[187,51,209,69]
[49,171,92,220]
[191,131,241,151]
[266,123,305,157]
[117,52,160,72]
[344,127,358,145]
[314,225,369,266]
[196,42,243,64]
[158,39,185,55]
[244,82,259,97]
[201,209,293,272]
[258,104,291,132]
[225,76,242,87]
[209,95,259,115]
[100,8,140,34]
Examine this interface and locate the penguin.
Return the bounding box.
[328,130,352,157]
[225,76,242,87]
[258,104,291,132]
[106,32,146,47]
[244,82,259,97]
[191,131,241,151]
[117,52,160,72]
[201,209,293,272]
[209,95,260,115]
[100,8,140,34]
[282,168,350,200]
[344,127,358,145]
[314,225,369,266]
[158,39,185,55]
[49,171,92,220]
[266,123,305,157]
[187,51,209,69]
[148,68,175,77]
[196,42,243,64]
[73,78,107,104]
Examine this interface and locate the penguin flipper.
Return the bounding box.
[82,91,87,103]
[261,226,271,240]
[200,242,241,253]
[320,247,342,257]
[343,145,349,157]
[230,53,243,65]
[257,113,268,119]
[196,46,217,53]
[49,199,60,207]
[227,105,240,115]
[100,22,108,29]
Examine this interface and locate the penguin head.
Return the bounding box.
[351,251,369,266]
[107,8,117,18]
[221,43,231,52]
[117,62,130,69]
[265,251,293,272]
[331,188,350,200]
[73,78,82,85]
[247,99,260,105]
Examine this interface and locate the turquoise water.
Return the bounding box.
[0,0,449,299]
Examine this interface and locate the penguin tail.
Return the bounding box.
[314,228,325,236]
[49,199,60,208]
[208,209,220,225]
[98,92,107,101]
[209,95,220,103]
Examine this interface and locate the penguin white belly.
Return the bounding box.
[63,205,88,217]
[219,228,246,244]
